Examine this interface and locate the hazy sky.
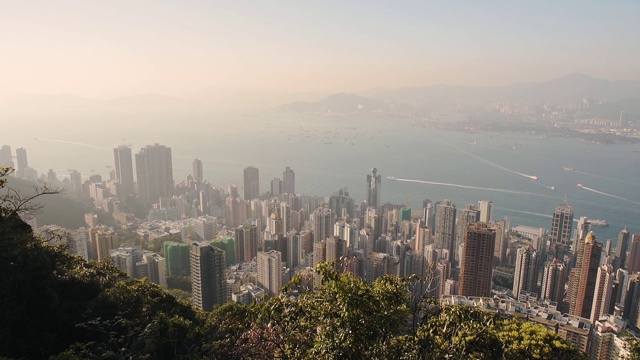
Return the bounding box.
[1,0,639,97]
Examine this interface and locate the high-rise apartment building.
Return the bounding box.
[454,204,479,264]
[234,224,258,263]
[191,242,227,311]
[135,143,174,202]
[574,231,603,319]
[282,166,295,194]
[243,166,260,200]
[513,245,539,298]
[366,168,381,209]
[550,202,574,249]
[271,177,282,196]
[257,250,282,297]
[459,222,495,297]
[591,264,615,322]
[311,207,336,243]
[541,259,566,304]
[89,226,119,261]
[113,146,135,196]
[193,158,203,182]
[435,200,456,259]
[628,234,640,274]
[422,199,434,230]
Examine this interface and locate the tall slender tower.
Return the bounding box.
[282,166,295,194]
[135,143,174,202]
[435,200,456,261]
[455,204,479,263]
[550,201,574,250]
[627,234,640,274]
[366,168,381,210]
[574,231,603,319]
[513,245,539,298]
[190,242,227,311]
[422,199,434,230]
[113,145,134,196]
[193,158,203,182]
[311,207,336,243]
[243,166,260,200]
[257,250,282,297]
[590,264,615,322]
[478,200,492,223]
[15,147,28,179]
[0,145,13,168]
[541,259,566,304]
[459,223,495,297]
[615,227,630,270]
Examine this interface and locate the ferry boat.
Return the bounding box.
[587,219,609,227]
[563,166,575,172]
[387,176,397,180]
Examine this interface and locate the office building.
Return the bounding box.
[271,177,282,196]
[15,147,28,179]
[478,200,492,223]
[627,234,640,274]
[614,227,630,270]
[193,158,203,182]
[459,223,495,297]
[191,242,227,311]
[422,199,434,230]
[113,145,135,196]
[513,245,539,299]
[135,143,174,202]
[282,166,295,194]
[257,250,282,297]
[328,188,354,219]
[366,168,381,209]
[550,202,574,249]
[0,145,13,168]
[243,166,260,200]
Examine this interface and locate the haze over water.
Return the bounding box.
[8,112,640,244]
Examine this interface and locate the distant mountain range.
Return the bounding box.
[3,73,640,114]
[275,73,640,115]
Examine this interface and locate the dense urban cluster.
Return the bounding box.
[1,143,638,359]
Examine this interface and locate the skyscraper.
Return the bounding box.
[193,158,203,182]
[513,245,539,298]
[454,204,479,264]
[271,177,282,196]
[574,231,603,319]
[615,228,630,270]
[434,200,456,260]
[459,222,495,297]
[311,207,336,243]
[366,168,381,210]
[590,264,614,322]
[478,200,492,223]
[164,241,191,276]
[282,166,295,194]
[243,166,260,200]
[190,242,227,311]
[550,202,574,249]
[257,250,282,297]
[0,145,13,168]
[15,147,28,179]
[627,234,640,274]
[422,199,434,230]
[135,143,174,202]
[113,145,135,196]
[541,259,566,304]
[234,224,258,263]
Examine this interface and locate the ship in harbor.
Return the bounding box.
[563,166,575,172]
[587,219,609,227]
[387,176,397,180]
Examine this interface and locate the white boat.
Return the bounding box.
[387,176,397,180]
[587,219,609,227]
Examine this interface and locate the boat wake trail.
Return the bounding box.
[495,207,579,222]
[574,170,638,188]
[451,144,538,180]
[37,138,111,151]
[393,177,549,197]
[578,184,640,206]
